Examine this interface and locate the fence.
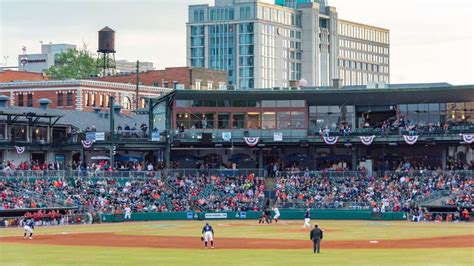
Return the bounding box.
[381,170,474,179]
[0,213,93,228]
[0,169,373,179]
[101,210,407,222]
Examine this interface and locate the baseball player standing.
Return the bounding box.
[23,218,35,240]
[124,205,132,220]
[303,208,311,228]
[201,222,215,249]
[272,206,280,223]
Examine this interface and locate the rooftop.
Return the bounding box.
[155,83,474,106]
[0,104,147,132]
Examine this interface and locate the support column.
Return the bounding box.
[164,99,172,167]
[26,124,30,142]
[351,146,358,171]
[258,147,264,172]
[442,144,448,170]
[47,126,51,143]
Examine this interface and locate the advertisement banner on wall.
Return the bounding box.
[151,132,161,141]
[187,212,194,220]
[273,132,283,142]
[239,212,247,219]
[95,132,105,141]
[204,213,228,219]
[222,132,232,141]
[86,132,95,141]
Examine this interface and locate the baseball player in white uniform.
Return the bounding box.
[201,223,215,249]
[272,206,280,222]
[124,206,132,220]
[303,208,311,228]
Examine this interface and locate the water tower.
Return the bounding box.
[97,26,116,76]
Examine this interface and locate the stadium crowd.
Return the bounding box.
[1,170,471,214]
[273,170,472,212]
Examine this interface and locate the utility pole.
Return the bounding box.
[136,60,139,111]
[109,96,115,168]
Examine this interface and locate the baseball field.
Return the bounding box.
[0,220,473,265]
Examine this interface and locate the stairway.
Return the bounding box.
[264,177,276,205]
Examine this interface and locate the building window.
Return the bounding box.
[18,94,24,107]
[27,94,33,107]
[90,93,95,107]
[195,80,201,90]
[122,96,131,110]
[66,92,73,106]
[84,93,88,106]
[57,92,64,106]
[262,112,276,129]
[232,113,245,129]
[217,113,230,129]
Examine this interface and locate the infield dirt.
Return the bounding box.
[2,233,473,249]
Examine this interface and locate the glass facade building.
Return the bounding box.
[188,0,390,89]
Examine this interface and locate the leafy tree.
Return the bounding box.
[45,49,99,79]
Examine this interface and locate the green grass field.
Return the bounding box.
[1,220,473,265]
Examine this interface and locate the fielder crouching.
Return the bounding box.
[23,218,35,240]
[201,222,215,249]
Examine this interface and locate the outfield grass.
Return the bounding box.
[1,244,472,266]
[1,220,473,265]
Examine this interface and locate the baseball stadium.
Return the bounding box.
[0,83,473,265]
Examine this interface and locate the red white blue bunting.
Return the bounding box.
[243,137,259,147]
[81,140,94,149]
[402,135,419,145]
[14,146,25,155]
[360,135,376,146]
[322,136,339,145]
[461,133,474,144]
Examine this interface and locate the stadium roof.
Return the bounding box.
[0,106,147,132]
[154,84,474,106]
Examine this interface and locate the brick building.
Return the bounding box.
[0,80,171,112]
[96,66,228,90]
[0,70,47,82]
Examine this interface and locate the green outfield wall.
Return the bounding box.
[101,210,407,222]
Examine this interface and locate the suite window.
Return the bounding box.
[176,113,191,129]
[291,112,305,128]
[232,113,245,129]
[12,125,27,141]
[262,112,276,129]
[277,112,291,129]
[218,113,230,129]
[246,112,260,129]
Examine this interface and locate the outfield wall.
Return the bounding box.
[102,210,407,222]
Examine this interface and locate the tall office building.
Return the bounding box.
[187,0,389,89]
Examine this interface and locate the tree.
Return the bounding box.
[45,49,99,80]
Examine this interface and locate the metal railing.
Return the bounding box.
[277,201,373,210]
[0,169,471,179]
[382,170,474,178]
[275,170,368,178]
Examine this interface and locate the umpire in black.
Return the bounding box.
[310,224,323,253]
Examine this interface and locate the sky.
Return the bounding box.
[0,0,473,84]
